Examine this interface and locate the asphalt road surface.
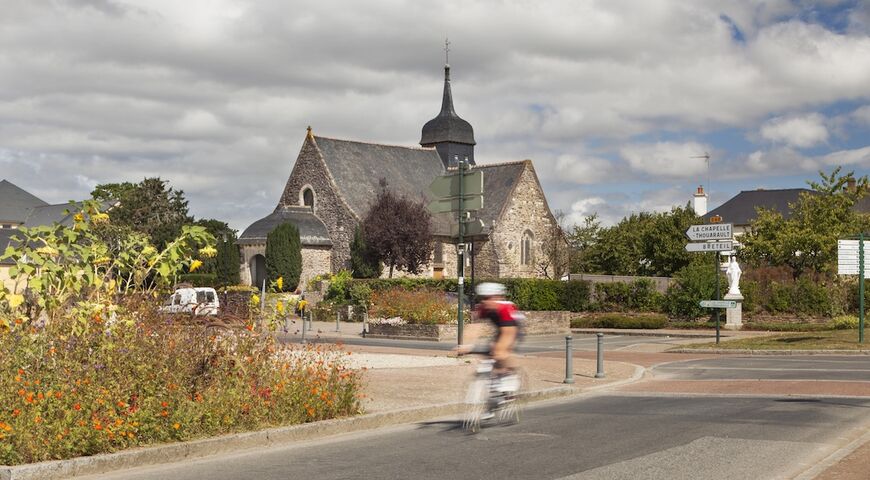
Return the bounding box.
[652,356,870,382]
[78,394,870,480]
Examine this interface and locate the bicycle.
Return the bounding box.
[461,356,526,433]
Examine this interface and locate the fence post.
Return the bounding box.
[595,333,606,378]
[564,335,574,384]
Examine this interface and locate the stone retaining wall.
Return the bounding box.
[366,310,570,341]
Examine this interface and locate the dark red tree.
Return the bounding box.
[362,180,433,278]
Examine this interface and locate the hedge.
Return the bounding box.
[177,273,217,287]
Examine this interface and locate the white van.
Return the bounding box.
[160,287,220,316]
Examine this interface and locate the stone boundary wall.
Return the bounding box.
[566,273,672,294]
[366,310,570,341]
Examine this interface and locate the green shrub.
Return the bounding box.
[507,278,563,311]
[593,282,630,311]
[214,238,241,286]
[831,315,859,330]
[571,314,667,329]
[325,270,353,302]
[265,223,302,291]
[559,281,591,312]
[668,320,718,329]
[766,283,793,314]
[664,259,723,319]
[177,273,217,287]
[348,282,373,308]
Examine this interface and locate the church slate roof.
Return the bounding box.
[238,205,332,247]
[705,188,815,226]
[471,161,528,229]
[0,180,48,223]
[314,136,445,218]
[420,65,475,146]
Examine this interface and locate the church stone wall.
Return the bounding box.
[239,242,331,290]
[278,137,358,273]
[489,163,557,279]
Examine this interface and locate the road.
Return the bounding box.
[78,394,870,480]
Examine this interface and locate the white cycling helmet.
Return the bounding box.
[475,282,506,297]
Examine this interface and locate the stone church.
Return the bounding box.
[238,64,561,287]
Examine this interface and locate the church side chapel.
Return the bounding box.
[239,58,562,286]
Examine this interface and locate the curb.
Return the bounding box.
[669,348,870,355]
[571,329,737,339]
[0,368,645,480]
[793,425,870,480]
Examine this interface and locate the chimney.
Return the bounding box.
[847,178,857,193]
[693,185,708,216]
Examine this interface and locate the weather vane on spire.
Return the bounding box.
[444,37,450,65]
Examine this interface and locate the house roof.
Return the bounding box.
[705,188,815,226]
[0,229,18,265]
[314,136,445,219]
[0,180,48,223]
[23,200,117,228]
[238,205,332,247]
[420,65,475,146]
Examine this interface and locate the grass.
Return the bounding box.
[682,329,870,350]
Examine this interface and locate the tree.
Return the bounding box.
[350,225,381,278]
[265,223,302,292]
[537,210,571,279]
[214,236,241,286]
[362,181,433,278]
[580,205,700,276]
[740,168,870,277]
[567,213,601,273]
[92,178,192,250]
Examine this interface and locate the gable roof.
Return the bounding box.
[0,229,18,265]
[471,161,528,229]
[0,180,48,223]
[23,200,117,228]
[314,136,445,218]
[706,188,815,226]
[238,205,332,247]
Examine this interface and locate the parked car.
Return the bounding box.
[159,287,220,316]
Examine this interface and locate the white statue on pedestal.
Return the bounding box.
[725,256,742,296]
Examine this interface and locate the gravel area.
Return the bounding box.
[346,352,464,369]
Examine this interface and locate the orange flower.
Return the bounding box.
[117,400,126,408]
[94,423,103,431]
[34,416,42,424]
[173,423,180,430]
[17,389,25,397]
[12,409,21,417]
[55,391,63,399]
[37,392,44,400]
[161,401,168,408]
[14,375,21,382]
[17,368,24,375]
[73,403,82,411]
[161,410,168,417]
[115,419,123,427]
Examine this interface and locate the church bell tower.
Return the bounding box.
[420,43,475,169]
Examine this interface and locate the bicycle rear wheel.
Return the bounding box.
[494,368,527,426]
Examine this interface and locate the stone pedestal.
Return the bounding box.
[724,293,743,330]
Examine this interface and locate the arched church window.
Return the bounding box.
[434,242,443,264]
[521,230,534,266]
[302,187,314,209]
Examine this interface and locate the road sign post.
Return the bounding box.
[861,233,865,344]
[685,223,733,344]
[838,236,868,344]
[700,300,737,308]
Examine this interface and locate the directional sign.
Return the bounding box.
[700,300,737,308]
[686,223,732,241]
[837,240,870,278]
[449,218,485,237]
[428,171,483,198]
[427,195,483,214]
[685,241,732,252]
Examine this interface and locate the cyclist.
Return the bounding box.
[456,282,522,390]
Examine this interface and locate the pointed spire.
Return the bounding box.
[439,64,457,116]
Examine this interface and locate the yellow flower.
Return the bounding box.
[141,245,157,256]
[36,246,58,256]
[199,246,217,258]
[7,294,24,309]
[93,256,112,266]
[189,259,203,272]
[251,294,260,306]
[74,213,84,222]
[276,301,284,314]
[91,212,110,224]
[276,277,283,291]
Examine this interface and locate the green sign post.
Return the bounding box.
[427,161,484,345]
[685,222,733,344]
[838,235,867,343]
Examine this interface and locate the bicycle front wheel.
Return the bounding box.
[462,376,488,433]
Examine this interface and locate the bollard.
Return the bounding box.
[307,311,312,330]
[564,335,574,384]
[362,311,368,337]
[301,313,307,344]
[595,333,605,378]
[335,311,341,332]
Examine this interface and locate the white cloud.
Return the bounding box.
[619,142,711,178]
[760,113,829,148]
[820,146,870,166]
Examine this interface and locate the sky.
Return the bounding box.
[1,0,869,231]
